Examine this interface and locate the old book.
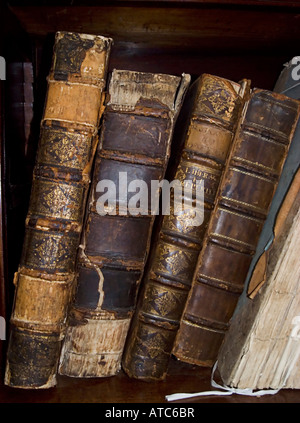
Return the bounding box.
[4,31,112,388]
[172,88,300,367]
[217,58,300,390]
[217,168,300,389]
[246,57,300,299]
[122,74,250,380]
[58,69,190,378]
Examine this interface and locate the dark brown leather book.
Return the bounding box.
[58,69,190,378]
[217,168,300,390]
[172,89,300,367]
[121,74,250,380]
[4,32,112,388]
[217,57,300,390]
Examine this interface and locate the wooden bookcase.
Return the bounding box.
[1,0,300,403]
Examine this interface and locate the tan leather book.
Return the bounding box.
[122,74,250,380]
[173,89,300,367]
[4,31,112,388]
[58,69,190,378]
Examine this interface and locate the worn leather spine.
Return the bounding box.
[217,168,300,389]
[173,89,300,367]
[4,32,112,388]
[122,74,250,380]
[58,69,190,378]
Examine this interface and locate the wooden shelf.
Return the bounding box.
[1,359,300,403]
[3,1,300,86]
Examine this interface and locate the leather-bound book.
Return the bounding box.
[58,69,190,378]
[217,168,300,390]
[122,74,250,380]
[172,89,300,367]
[217,57,300,390]
[5,32,112,388]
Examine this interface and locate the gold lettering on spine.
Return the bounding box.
[176,160,221,201]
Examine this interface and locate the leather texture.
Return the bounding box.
[5,31,112,388]
[122,74,250,380]
[173,89,300,367]
[58,69,190,378]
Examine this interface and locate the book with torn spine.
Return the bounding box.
[58,69,190,378]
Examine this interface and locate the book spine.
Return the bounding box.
[5,32,112,388]
[58,69,190,378]
[217,168,300,390]
[172,89,300,367]
[121,74,250,380]
[217,58,300,389]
